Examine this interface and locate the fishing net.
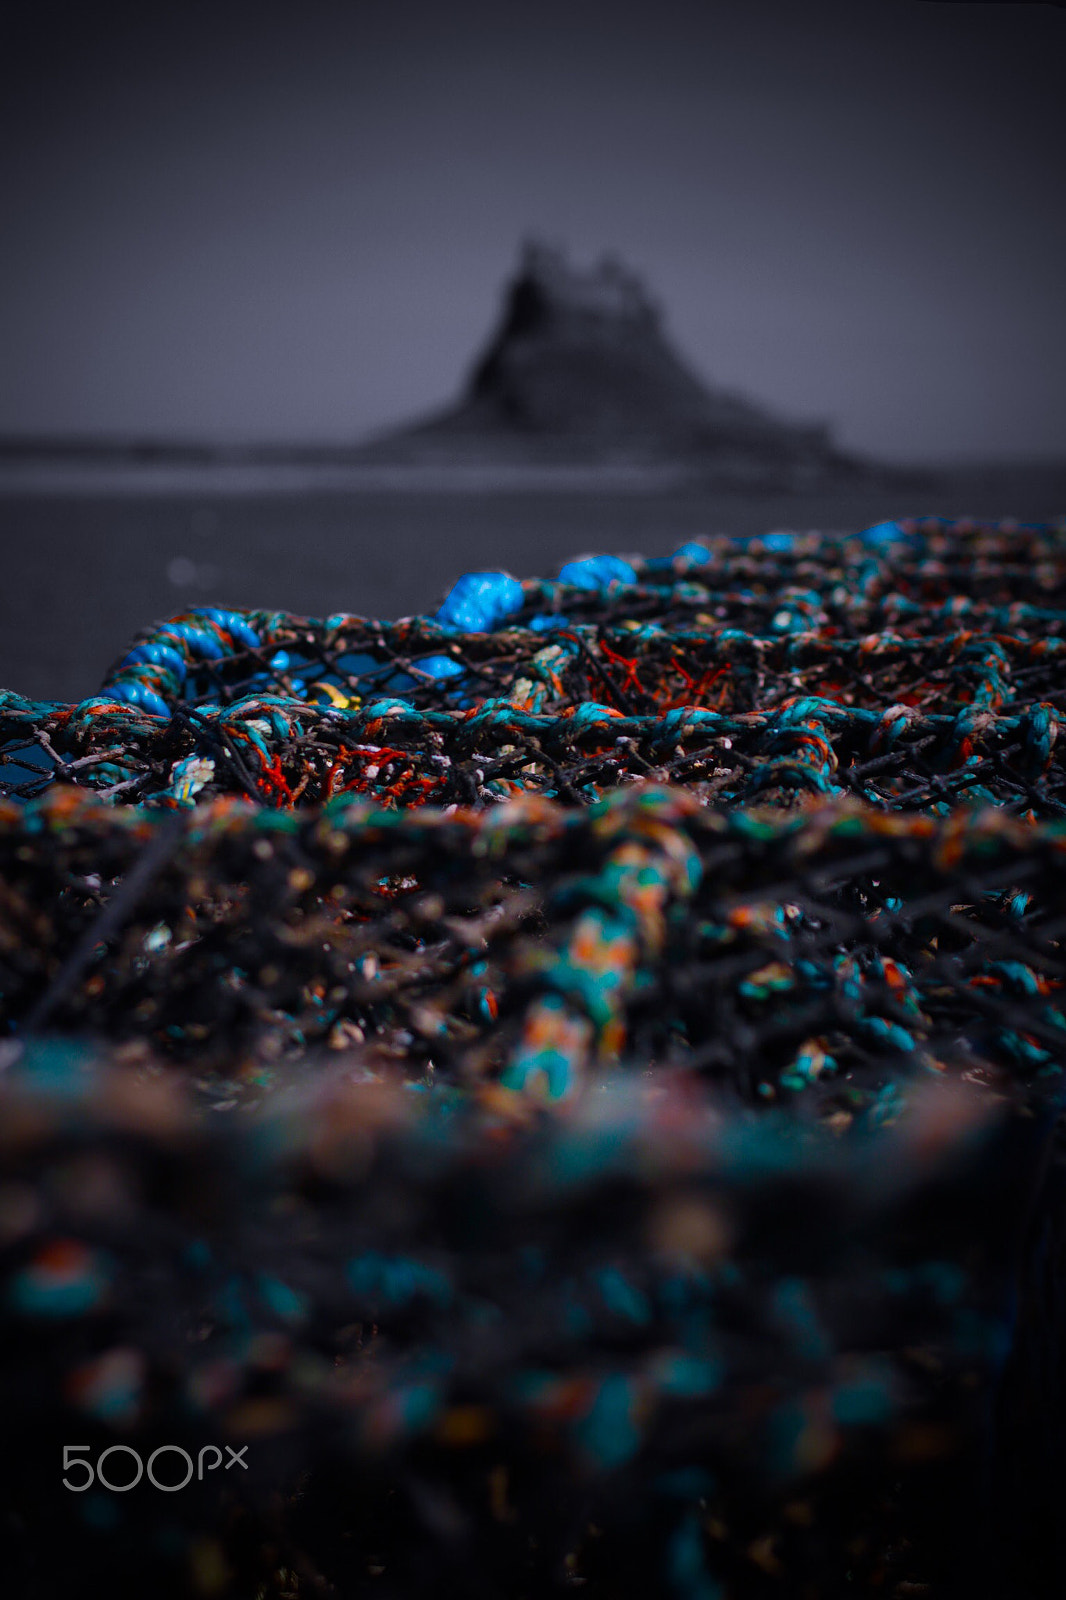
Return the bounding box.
[1,516,1065,1598]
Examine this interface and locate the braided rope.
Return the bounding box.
[1,514,1065,1596]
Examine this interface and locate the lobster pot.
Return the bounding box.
[0,1050,1055,1600]
[1,517,1066,1596]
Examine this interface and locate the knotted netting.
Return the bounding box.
[1,516,1065,1597]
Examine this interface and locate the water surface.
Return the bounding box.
[2,465,1063,703]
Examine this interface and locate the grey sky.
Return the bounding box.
[1,0,1063,462]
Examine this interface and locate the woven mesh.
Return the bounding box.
[1,516,1064,1597]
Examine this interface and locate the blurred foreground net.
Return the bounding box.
[1,518,1065,1598]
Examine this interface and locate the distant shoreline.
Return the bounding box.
[0,454,701,496]
[0,446,1062,502]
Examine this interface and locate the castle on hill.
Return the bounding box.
[358,241,889,489]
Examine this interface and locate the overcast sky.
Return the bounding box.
[1,0,1063,462]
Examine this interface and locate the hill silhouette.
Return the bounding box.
[359,242,894,488]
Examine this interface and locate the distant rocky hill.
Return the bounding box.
[358,242,898,489]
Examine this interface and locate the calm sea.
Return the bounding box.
[1,462,1063,703]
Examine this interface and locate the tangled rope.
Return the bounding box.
[1,515,1065,1598]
